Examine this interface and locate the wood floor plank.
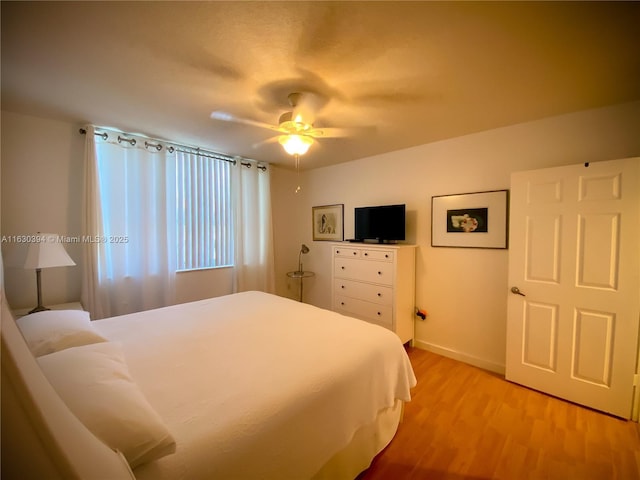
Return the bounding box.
[361,347,640,480]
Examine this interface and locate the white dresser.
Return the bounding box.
[331,243,417,344]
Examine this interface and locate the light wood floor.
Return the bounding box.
[361,347,640,480]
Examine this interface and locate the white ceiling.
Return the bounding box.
[2,1,639,170]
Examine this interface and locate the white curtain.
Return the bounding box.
[232,162,275,293]
[81,129,176,319]
[80,126,110,319]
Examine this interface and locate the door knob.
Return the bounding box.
[510,286,526,297]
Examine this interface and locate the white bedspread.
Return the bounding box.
[93,291,416,479]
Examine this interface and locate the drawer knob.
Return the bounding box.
[341,302,345,306]
[377,271,382,275]
[353,252,357,255]
[377,293,381,297]
[341,285,345,289]
[336,250,340,254]
[385,254,389,258]
[364,252,368,256]
[377,312,381,316]
[341,266,345,270]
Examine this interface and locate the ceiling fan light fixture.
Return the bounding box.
[279,135,313,155]
[278,112,312,134]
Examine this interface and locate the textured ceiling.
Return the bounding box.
[2,1,639,170]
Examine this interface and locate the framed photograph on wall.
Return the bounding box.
[431,190,509,249]
[312,204,344,241]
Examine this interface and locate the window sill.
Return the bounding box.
[176,265,233,274]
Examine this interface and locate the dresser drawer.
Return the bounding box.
[333,278,393,305]
[334,295,393,329]
[333,258,394,285]
[333,246,361,258]
[361,249,394,262]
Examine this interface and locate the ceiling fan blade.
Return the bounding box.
[210,111,282,132]
[252,136,281,149]
[308,126,373,138]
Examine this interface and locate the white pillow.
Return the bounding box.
[16,309,107,356]
[37,342,176,468]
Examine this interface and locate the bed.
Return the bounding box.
[2,290,416,479]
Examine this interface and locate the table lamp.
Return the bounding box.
[23,234,76,314]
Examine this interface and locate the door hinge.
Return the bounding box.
[634,374,639,387]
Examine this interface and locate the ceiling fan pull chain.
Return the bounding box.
[295,153,301,193]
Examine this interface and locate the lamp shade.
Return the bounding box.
[279,135,314,156]
[23,234,76,269]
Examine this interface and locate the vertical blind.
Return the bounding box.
[176,151,233,270]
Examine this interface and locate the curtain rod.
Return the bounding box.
[79,127,266,169]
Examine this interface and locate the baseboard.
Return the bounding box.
[413,339,506,376]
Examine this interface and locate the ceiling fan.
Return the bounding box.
[210,92,355,156]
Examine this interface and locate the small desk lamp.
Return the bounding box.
[24,234,76,314]
[297,244,310,274]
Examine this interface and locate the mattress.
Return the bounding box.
[93,291,416,479]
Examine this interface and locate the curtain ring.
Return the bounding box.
[118,135,136,146]
[145,141,162,152]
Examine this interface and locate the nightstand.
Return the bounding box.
[12,302,84,319]
[286,270,315,302]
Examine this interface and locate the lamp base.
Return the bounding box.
[28,305,51,315]
[29,268,50,315]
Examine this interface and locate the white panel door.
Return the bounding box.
[506,157,640,418]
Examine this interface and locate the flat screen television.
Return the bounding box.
[354,204,406,243]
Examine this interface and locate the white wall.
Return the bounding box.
[271,166,311,302]
[1,111,84,308]
[271,101,640,373]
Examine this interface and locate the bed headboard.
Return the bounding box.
[0,252,135,479]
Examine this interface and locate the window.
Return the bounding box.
[175,151,233,270]
[86,127,272,318]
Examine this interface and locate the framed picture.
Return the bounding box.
[312,204,344,241]
[431,190,509,249]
